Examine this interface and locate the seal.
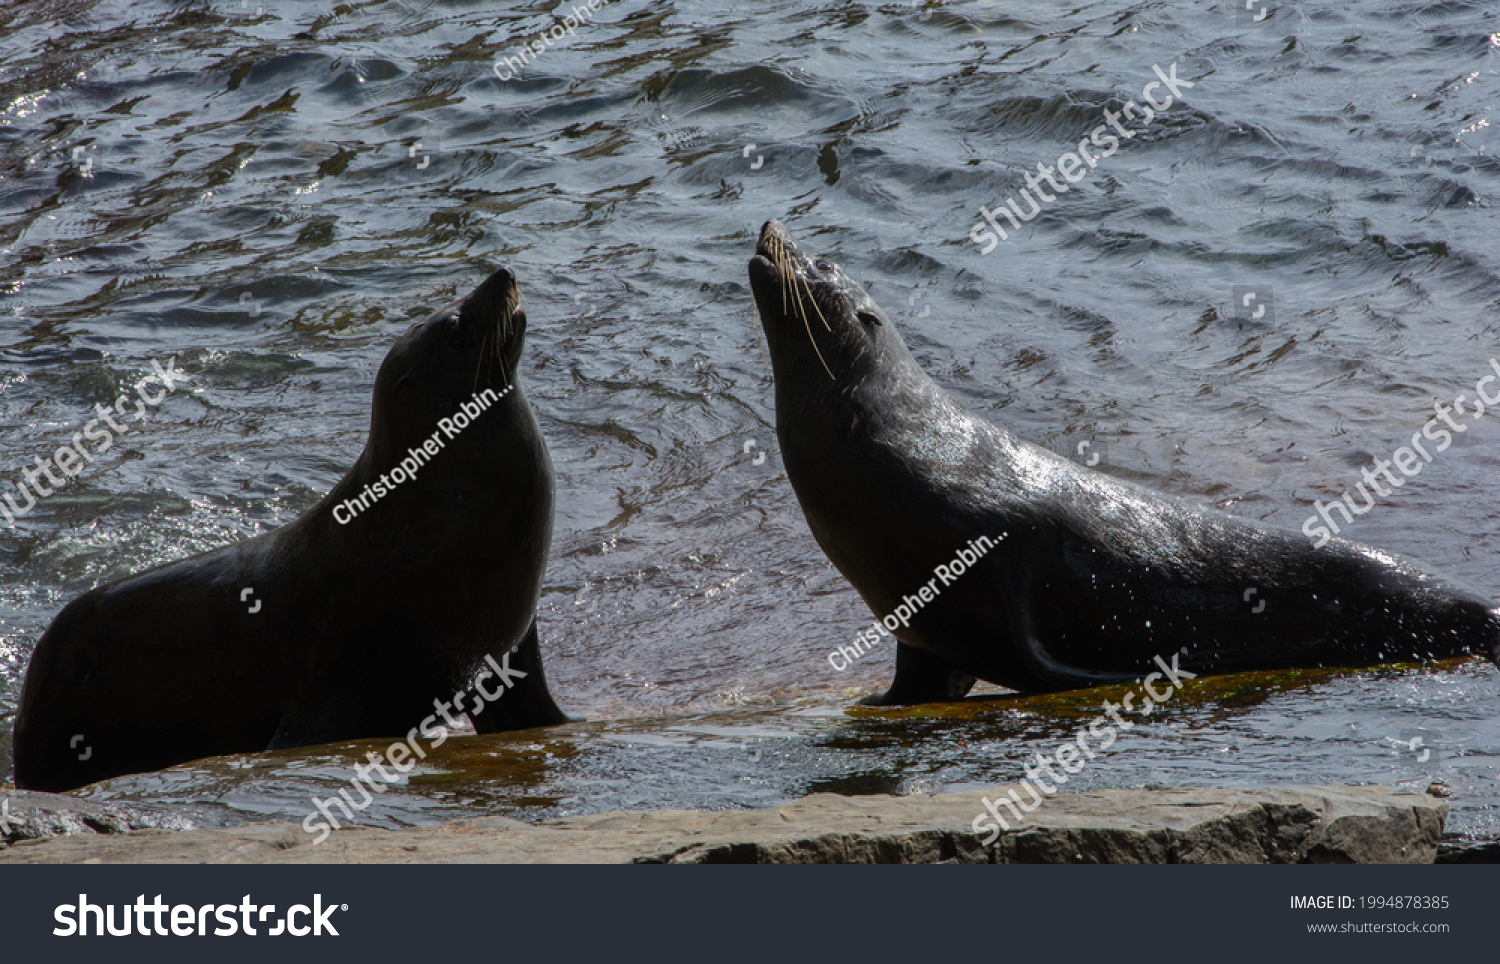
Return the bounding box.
[748,219,1500,705]
[13,267,569,792]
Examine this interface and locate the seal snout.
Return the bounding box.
[459,266,522,342]
[755,219,793,260]
[753,219,808,278]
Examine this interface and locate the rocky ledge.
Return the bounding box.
[0,790,195,842]
[0,785,1449,864]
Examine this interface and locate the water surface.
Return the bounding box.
[1,0,1497,846]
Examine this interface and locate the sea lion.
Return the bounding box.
[747,219,1500,705]
[13,267,569,792]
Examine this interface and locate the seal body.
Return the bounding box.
[14,268,569,791]
[748,220,1500,705]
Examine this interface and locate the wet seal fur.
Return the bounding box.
[748,219,1500,705]
[14,268,569,792]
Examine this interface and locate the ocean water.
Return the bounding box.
[1,0,1497,849]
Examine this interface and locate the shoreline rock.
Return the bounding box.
[0,785,1451,864]
[0,790,195,844]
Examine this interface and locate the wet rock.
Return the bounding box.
[0,790,195,844]
[0,785,1445,864]
[1435,839,1500,864]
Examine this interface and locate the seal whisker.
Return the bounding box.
[804,317,834,380]
[771,234,835,381]
[777,242,790,316]
[473,327,488,396]
[792,280,835,381]
[496,308,511,389]
[799,270,830,332]
[785,245,809,322]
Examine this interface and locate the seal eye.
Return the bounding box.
[816,260,832,272]
[857,311,882,327]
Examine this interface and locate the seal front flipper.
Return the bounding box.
[860,642,976,706]
[466,618,574,733]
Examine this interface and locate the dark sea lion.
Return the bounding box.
[747,219,1500,705]
[13,267,569,792]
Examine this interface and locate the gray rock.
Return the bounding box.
[0,790,195,844]
[0,785,1445,864]
[1436,839,1500,864]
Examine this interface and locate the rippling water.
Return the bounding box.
[2,0,1497,847]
